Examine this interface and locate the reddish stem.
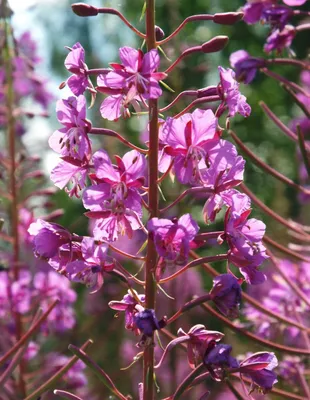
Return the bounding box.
[159,90,197,112]
[173,95,220,118]
[266,58,310,69]
[267,250,310,309]
[144,2,158,398]
[0,300,59,369]
[158,15,213,45]
[264,235,310,263]
[201,302,310,356]
[97,7,145,38]
[229,130,310,196]
[259,101,310,149]
[262,68,310,97]
[189,250,310,333]
[90,127,148,154]
[159,254,227,284]
[240,183,310,237]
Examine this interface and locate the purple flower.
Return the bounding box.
[239,352,278,392]
[209,274,242,318]
[51,157,89,198]
[134,308,162,337]
[34,271,76,332]
[261,5,293,29]
[162,109,218,185]
[147,214,199,265]
[48,96,92,160]
[243,1,274,25]
[47,353,87,388]
[65,42,90,95]
[97,47,166,120]
[229,50,265,84]
[109,290,145,334]
[155,324,224,369]
[65,237,112,293]
[17,32,40,64]
[204,344,239,380]
[28,219,72,259]
[223,193,268,284]
[201,141,245,222]
[264,25,295,54]
[218,67,251,117]
[83,149,146,242]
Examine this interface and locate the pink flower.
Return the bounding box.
[83,150,146,241]
[64,42,90,95]
[48,96,92,160]
[51,157,89,198]
[155,324,224,369]
[97,47,166,120]
[147,214,199,265]
[223,193,268,284]
[218,67,251,117]
[109,290,146,334]
[201,140,245,222]
[65,237,112,293]
[162,109,218,185]
[28,219,72,259]
[283,0,307,5]
[264,25,295,54]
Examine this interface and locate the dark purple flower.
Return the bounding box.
[239,352,278,392]
[162,109,218,185]
[264,25,295,54]
[49,96,92,160]
[147,214,199,265]
[109,289,145,334]
[261,5,293,29]
[204,344,239,369]
[65,42,90,95]
[218,67,251,117]
[209,274,242,318]
[223,193,268,284]
[28,219,72,259]
[134,308,162,337]
[229,50,265,84]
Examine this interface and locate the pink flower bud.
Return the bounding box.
[71,3,98,17]
[213,12,244,25]
[201,36,229,53]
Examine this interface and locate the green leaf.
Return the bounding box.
[139,2,146,21]
[160,80,175,93]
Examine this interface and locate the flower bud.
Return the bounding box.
[155,25,165,41]
[201,36,229,53]
[209,273,242,318]
[213,12,244,25]
[71,3,98,17]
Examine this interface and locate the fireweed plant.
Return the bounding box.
[0,4,93,400]
[1,0,310,399]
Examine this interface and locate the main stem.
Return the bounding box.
[144,1,158,399]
